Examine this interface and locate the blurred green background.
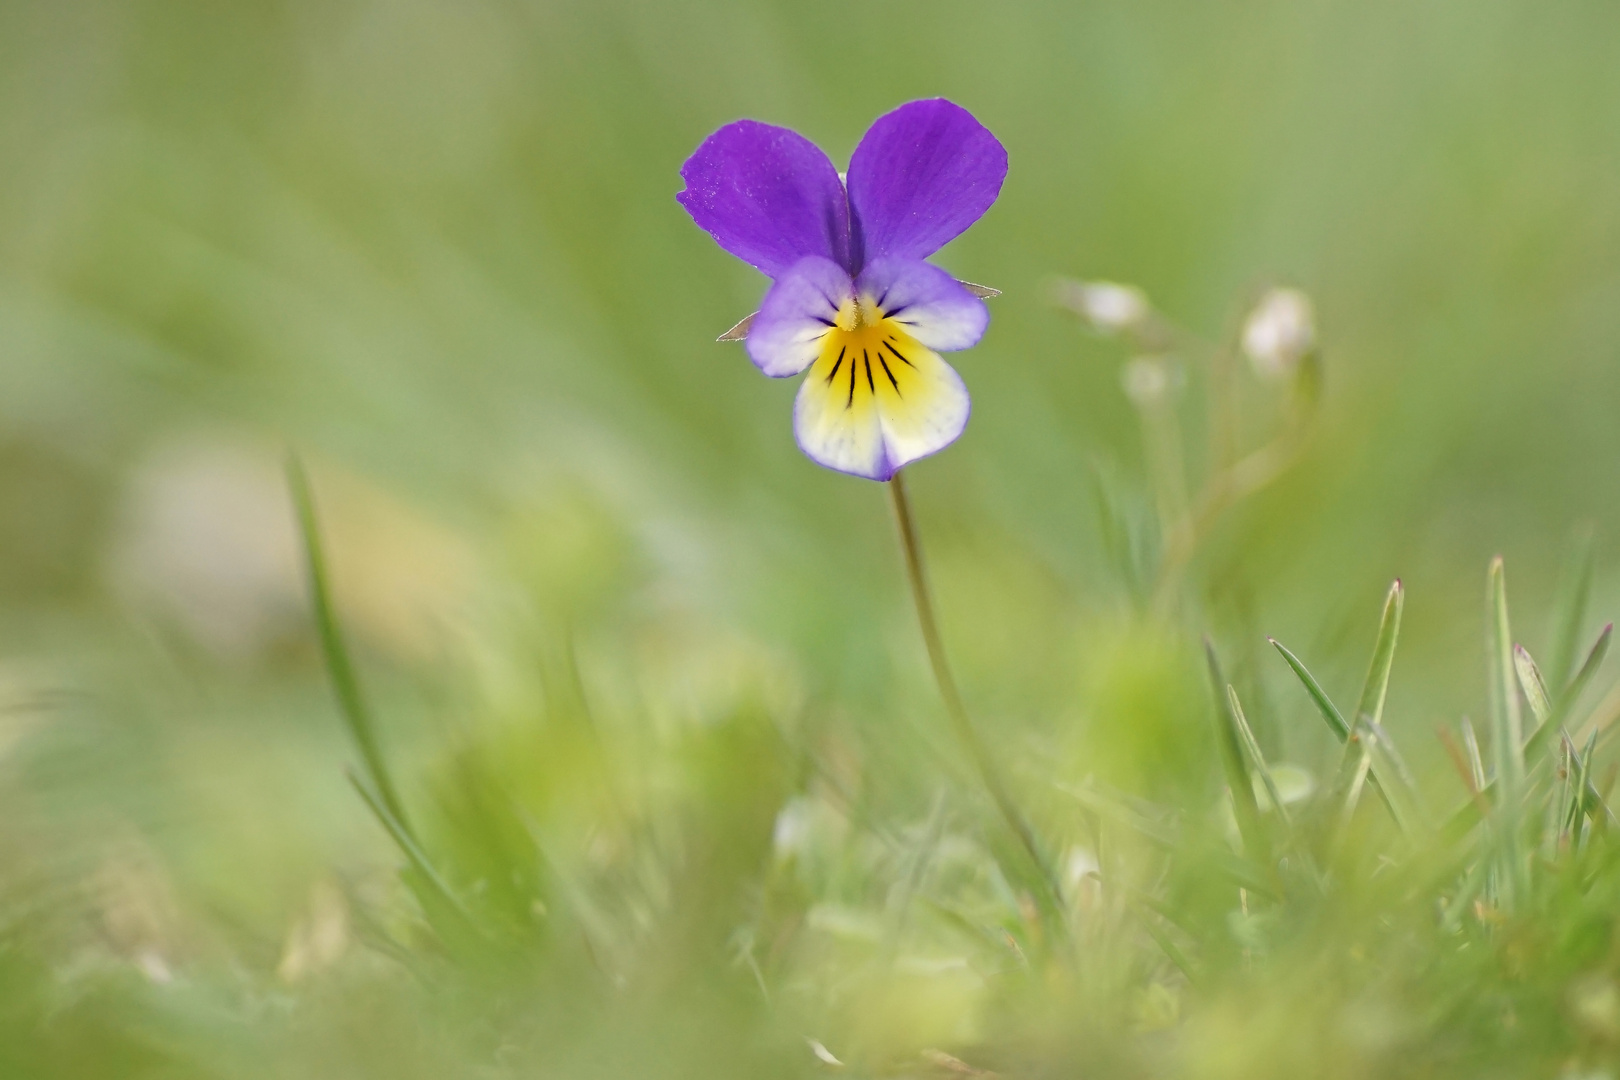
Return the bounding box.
[3,0,1620,1074]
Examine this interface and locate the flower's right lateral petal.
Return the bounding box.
[859,258,988,352]
[677,120,853,279]
[746,256,854,377]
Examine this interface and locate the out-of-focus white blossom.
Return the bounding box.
[106,437,303,660]
[1121,355,1179,405]
[1241,288,1317,378]
[1055,279,1151,336]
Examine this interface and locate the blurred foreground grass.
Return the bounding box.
[5,0,1620,1075]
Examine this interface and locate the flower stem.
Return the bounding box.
[887,470,1062,918]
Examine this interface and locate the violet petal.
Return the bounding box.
[677,120,853,279]
[845,99,1007,265]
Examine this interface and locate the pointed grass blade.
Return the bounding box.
[347,768,480,939]
[1548,527,1596,691]
[288,454,412,837]
[1488,558,1527,801]
[1206,640,1268,864]
[1461,717,1487,793]
[1486,557,1526,909]
[1269,582,1422,829]
[1513,644,1553,729]
[1548,623,1613,753]
[1227,685,1292,831]
[1446,626,1611,844]
[1269,637,1349,742]
[1326,733,1374,854]
[1353,580,1404,731]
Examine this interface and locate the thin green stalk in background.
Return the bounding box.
[887,469,1063,925]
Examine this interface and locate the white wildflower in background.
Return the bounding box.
[1054,279,1151,336]
[1121,355,1179,405]
[1241,287,1316,378]
[105,437,303,660]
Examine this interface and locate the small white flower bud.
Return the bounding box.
[1121,354,1179,405]
[1241,287,1316,378]
[1056,279,1151,336]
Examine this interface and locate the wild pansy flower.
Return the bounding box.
[677,99,1007,481]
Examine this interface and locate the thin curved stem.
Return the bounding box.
[887,470,1063,919]
[1151,369,1319,612]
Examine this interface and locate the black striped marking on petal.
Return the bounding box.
[883,340,915,368]
[878,356,901,395]
[863,351,875,395]
[826,346,846,384]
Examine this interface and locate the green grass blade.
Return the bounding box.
[1228,685,1291,831]
[347,768,476,930]
[1513,644,1553,730]
[1270,582,1421,829]
[1461,717,1487,792]
[1567,730,1597,840]
[1555,622,1612,723]
[1486,556,1526,909]
[1328,735,1374,850]
[1446,621,1610,843]
[1548,526,1596,691]
[1269,637,1350,741]
[1271,636,1407,828]
[1353,580,1404,731]
[288,453,413,838]
[1206,640,1268,865]
[1488,558,1527,800]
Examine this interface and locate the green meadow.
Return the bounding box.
[3,0,1620,1075]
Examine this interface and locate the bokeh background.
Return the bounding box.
[3,0,1620,1073]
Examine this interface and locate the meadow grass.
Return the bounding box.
[7,281,1617,1079]
[4,2,1620,1076]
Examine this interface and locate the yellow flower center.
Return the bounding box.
[833,295,886,333]
[806,294,928,413]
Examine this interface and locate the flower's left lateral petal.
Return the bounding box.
[677,120,853,279]
[858,258,988,352]
[845,99,1007,265]
[747,256,854,377]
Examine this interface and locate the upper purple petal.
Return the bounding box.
[845,99,1007,265]
[677,120,853,279]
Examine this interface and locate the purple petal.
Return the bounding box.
[845,99,1007,265]
[677,120,853,279]
[746,256,854,377]
[858,258,988,352]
